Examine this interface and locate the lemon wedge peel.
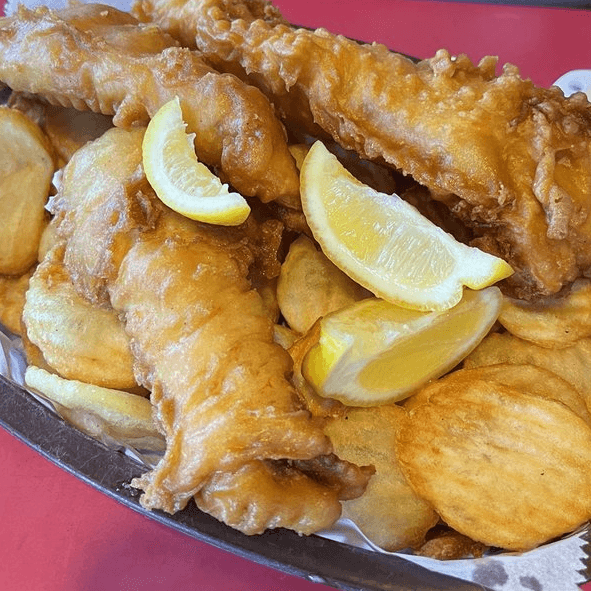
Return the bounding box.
[299,141,513,312]
[142,97,250,226]
[302,286,503,407]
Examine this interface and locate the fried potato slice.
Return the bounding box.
[396,377,591,551]
[0,106,54,275]
[406,363,591,424]
[0,267,34,335]
[277,235,370,334]
[22,248,137,389]
[7,92,113,167]
[37,217,61,263]
[325,404,438,551]
[464,332,591,413]
[24,366,164,452]
[499,279,591,348]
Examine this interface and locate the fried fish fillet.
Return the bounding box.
[50,126,368,531]
[0,3,299,204]
[136,0,591,299]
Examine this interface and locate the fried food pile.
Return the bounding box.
[135,0,591,300]
[1,0,591,560]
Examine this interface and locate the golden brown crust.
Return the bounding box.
[52,126,365,529]
[139,0,591,299]
[0,3,300,203]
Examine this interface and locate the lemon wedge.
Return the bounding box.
[302,286,502,406]
[300,141,513,311]
[143,97,250,225]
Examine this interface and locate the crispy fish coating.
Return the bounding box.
[51,126,367,531]
[195,454,372,535]
[194,461,343,535]
[137,0,591,298]
[416,529,487,560]
[0,3,299,203]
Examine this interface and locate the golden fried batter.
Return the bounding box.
[138,0,591,299]
[0,3,299,203]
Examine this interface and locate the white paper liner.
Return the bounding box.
[2,0,591,586]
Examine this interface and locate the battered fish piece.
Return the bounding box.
[137,0,591,298]
[51,126,368,530]
[0,3,300,204]
[195,459,349,535]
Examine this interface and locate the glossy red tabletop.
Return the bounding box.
[1,1,591,590]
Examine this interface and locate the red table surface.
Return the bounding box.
[1,0,591,590]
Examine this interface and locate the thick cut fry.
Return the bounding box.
[22,247,137,390]
[464,331,591,413]
[397,377,591,551]
[25,366,164,452]
[499,278,591,348]
[277,235,370,334]
[0,106,54,275]
[0,3,299,204]
[324,405,438,551]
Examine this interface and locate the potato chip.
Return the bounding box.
[499,278,591,348]
[23,247,137,389]
[37,218,61,264]
[0,106,54,275]
[324,404,438,551]
[405,363,590,423]
[25,366,164,452]
[464,332,591,413]
[396,377,591,550]
[277,234,370,334]
[0,268,33,335]
[273,324,298,350]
